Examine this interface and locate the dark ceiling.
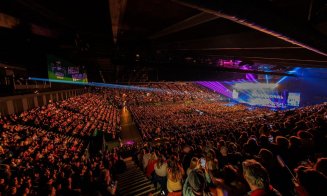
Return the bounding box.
[0,0,327,81]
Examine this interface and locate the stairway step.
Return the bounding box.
[122,167,141,172]
[119,177,148,186]
[119,171,143,178]
[152,189,163,196]
[134,187,156,196]
[118,178,149,188]
[118,176,149,184]
[119,181,153,194]
[119,173,145,181]
[119,171,143,177]
[125,184,155,196]
[126,165,139,169]
[119,168,142,175]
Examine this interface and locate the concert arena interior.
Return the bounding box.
[1,1,327,196]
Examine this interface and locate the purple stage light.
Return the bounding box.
[197,81,232,98]
[245,73,258,82]
[246,73,251,81]
[240,65,250,70]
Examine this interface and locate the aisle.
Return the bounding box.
[116,157,161,196]
[120,106,142,143]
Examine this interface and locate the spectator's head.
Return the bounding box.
[228,142,237,154]
[315,157,327,176]
[0,178,4,184]
[296,167,327,196]
[258,135,269,147]
[8,186,17,195]
[189,157,200,170]
[314,117,324,126]
[297,131,313,140]
[276,136,289,150]
[256,148,273,168]
[247,138,258,147]
[206,149,216,161]
[240,131,248,139]
[289,136,302,148]
[218,140,226,147]
[242,159,270,190]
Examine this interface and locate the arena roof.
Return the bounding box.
[0,0,327,81]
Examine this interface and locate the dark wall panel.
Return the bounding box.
[13,99,23,113]
[52,93,57,102]
[37,95,44,106]
[45,94,51,104]
[27,97,35,109]
[0,102,8,115]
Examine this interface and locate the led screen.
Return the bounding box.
[47,55,88,83]
[287,92,301,106]
[232,89,239,99]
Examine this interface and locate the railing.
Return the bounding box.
[15,84,51,90]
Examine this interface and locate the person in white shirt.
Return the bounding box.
[153,155,168,191]
[142,149,151,170]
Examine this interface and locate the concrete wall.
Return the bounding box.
[0,89,86,115]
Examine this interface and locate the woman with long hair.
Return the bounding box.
[167,157,185,195]
[154,154,168,191]
[146,152,158,178]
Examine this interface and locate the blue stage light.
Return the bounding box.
[28,77,163,92]
[276,67,300,84]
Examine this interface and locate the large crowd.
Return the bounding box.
[0,83,327,196]
[0,92,122,195]
[19,93,120,139]
[130,102,271,141]
[128,85,327,196]
[104,83,223,106]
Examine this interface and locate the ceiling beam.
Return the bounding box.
[0,63,26,71]
[173,0,327,57]
[149,12,218,39]
[18,0,74,29]
[156,31,296,50]
[175,46,302,51]
[109,0,127,44]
